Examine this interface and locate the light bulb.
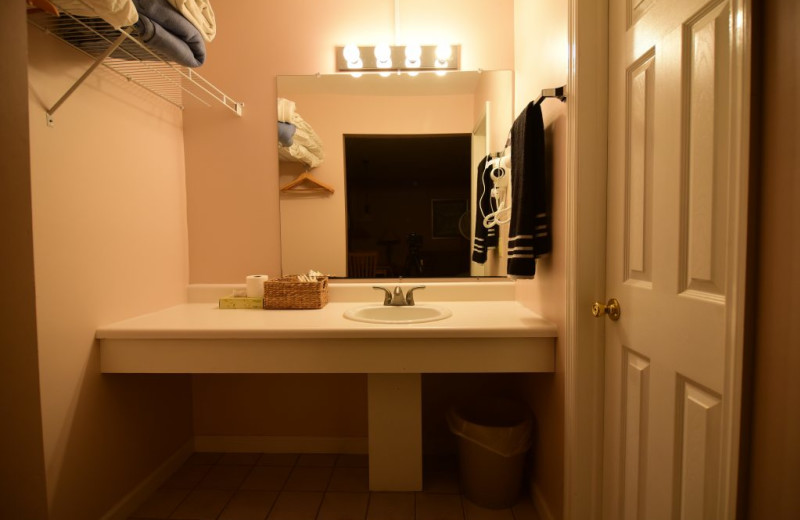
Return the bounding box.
[435,44,452,61]
[405,44,422,60]
[343,44,361,66]
[374,44,392,68]
[404,44,421,68]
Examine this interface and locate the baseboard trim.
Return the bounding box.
[532,483,556,520]
[101,439,194,520]
[193,435,368,454]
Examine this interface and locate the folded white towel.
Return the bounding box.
[165,0,216,42]
[277,98,296,123]
[278,142,324,169]
[290,113,324,160]
[56,0,139,29]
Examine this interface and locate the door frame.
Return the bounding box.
[563,0,753,518]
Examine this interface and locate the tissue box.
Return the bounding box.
[218,296,264,309]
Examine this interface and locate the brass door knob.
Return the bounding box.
[592,298,621,321]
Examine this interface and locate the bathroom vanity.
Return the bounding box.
[96,281,556,491]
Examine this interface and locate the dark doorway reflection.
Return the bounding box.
[345,134,471,278]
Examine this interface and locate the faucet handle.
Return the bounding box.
[405,286,426,306]
[372,286,392,306]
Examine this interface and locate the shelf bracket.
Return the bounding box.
[46,28,132,126]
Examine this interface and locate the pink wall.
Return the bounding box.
[513,0,569,517]
[183,0,515,282]
[193,375,368,438]
[0,3,48,518]
[24,26,193,519]
[475,70,516,153]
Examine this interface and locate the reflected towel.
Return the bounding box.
[277,98,296,123]
[472,155,499,264]
[278,122,297,146]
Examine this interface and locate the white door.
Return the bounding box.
[602,0,749,518]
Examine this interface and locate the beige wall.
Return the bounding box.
[513,0,569,517]
[745,0,800,516]
[0,3,48,519]
[24,25,194,519]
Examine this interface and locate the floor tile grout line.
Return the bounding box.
[262,488,279,520]
[136,452,508,520]
[362,491,372,520]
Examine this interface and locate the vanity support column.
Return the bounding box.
[367,373,422,491]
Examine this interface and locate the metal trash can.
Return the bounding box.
[447,399,533,508]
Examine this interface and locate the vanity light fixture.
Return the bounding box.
[336,44,460,73]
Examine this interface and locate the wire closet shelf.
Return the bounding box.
[27,6,243,125]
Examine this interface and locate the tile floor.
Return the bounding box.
[129,452,540,520]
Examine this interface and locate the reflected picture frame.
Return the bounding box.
[431,199,467,239]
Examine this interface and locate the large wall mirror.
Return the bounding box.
[277,70,513,278]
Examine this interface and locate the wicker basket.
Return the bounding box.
[263,276,329,309]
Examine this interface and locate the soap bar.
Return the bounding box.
[218,297,264,309]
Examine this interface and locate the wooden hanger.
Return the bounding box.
[27,0,59,15]
[280,172,335,193]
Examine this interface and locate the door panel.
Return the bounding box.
[604,0,739,518]
[674,378,722,520]
[620,348,650,520]
[679,1,731,301]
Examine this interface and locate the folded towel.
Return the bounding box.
[507,101,550,277]
[277,98,296,123]
[132,0,206,67]
[165,0,216,41]
[472,155,499,264]
[290,114,324,161]
[56,0,139,29]
[278,143,324,169]
[278,122,297,147]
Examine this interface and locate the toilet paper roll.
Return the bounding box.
[246,274,269,298]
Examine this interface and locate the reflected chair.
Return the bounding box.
[348,251,378,278]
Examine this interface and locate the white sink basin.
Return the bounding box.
[344,304,452,324]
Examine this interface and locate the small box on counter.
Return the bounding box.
[218,296,264,309]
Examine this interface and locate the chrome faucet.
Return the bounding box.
[373,285,426,306]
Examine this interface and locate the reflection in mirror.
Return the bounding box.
[345,134,471,278]
[277,70,513,279]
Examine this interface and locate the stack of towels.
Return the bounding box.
[56,0,216,67]
[277,98,325,169]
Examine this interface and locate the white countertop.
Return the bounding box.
[96,300,557,340]
[97,282,557,374]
